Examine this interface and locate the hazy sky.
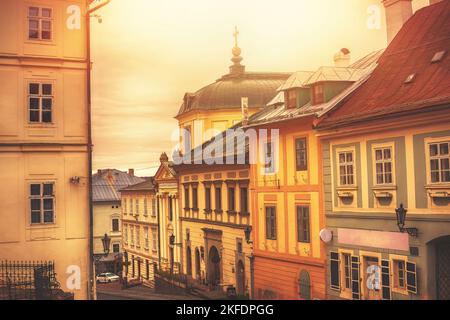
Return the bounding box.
[90,0,429,176]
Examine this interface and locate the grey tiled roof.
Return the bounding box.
[120,177,156,192]
[92,169,145,202]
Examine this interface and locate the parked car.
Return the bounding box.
[96,273,120,283]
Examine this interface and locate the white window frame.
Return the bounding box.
[135,225,140,248]
[144,197,148,216]
[27,6,53,41]
[425,137,450,185]
[372,142,396,186]
[28,81,54,124]
[151,198,157,217]
[144,227,149,250]
[336,147,357,187]
[151,227,158,252]
[29,181,56,225]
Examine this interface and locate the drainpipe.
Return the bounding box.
[86,6,94,301]
[157,192,162,268]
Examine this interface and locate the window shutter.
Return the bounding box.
[330,252,340,290]
[351,256,361,300]
[381,260,391,300]
[406,261,417,294]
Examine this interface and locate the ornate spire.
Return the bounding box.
[229,26,245,75]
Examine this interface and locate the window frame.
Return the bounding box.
[215,185,222,212]
[29,181,55,225]
[425,138,450,185]
[389,254,409,295]
[312,83,324,105]
[240,186,248,214]
[227,186,236,213]
[265,205,277,240]
[372,142,396,186]
[27,6,53,42]
[295,137,308,171]
[263,141,276,174]
[111,217,120,232]
[296,205,310,243]
[28,81,54,124]
[336,147,357,187]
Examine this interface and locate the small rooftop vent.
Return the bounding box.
[431,50,446,63]
[404,73,416,84]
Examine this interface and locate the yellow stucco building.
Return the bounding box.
[121,178,159,287]
[173,32,289,297]
[0,0,97,299]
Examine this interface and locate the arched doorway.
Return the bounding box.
[195,248,201,280]
[236,260,245,296]
[208,246,221,288]
[186,246,192,276]
[298,270,311,300]
[435,237,450,299]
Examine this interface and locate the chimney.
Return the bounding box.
[241,97,249,126]
[334,48,351,67]
[97,169,102,175]
[383,0,413,44]
[128,168,134,176]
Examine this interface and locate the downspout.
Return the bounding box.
[157,189,161,268]
[86,9,94,300]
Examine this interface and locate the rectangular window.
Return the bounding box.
[168,197,173,221]
[240,187,248,214]
[330,252,340,290]
[295,138,308,171]
[215,186,222,211]
[228,187,235,212]
[296,205,310,243]
[393,259,406,290]
[192,187,198,210]
[28,6,52,41]
[151,227,158,251]
[205,186,211,211]
[184,186,190,209]
[375,147,393,184]
[265,206,276,240]
[112,218,119,232]
[287,89,297,108]
[124,224,128,244]
[343,253,351,290]
[144,198,148,216]
[130,226,134,246]
[28,82,53,123]
[130,199,133,214]
[135,226,140,248]
[144,227,149,250]
[264,142,275,173]
[183,125,192,152]
[151,198,156,217]
[123,198,127,215]
[30,182,55,224]
[312,84,324,104]
[112,243,120,253]
[429,141,450,183]
[135,198,139,216]
[338,151,355,185]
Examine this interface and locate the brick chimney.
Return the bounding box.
[334,48,351,67]
[383,0,413,44]
[128,168,134,176]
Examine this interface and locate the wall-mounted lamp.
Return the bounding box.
[395,204,418,237]
[244,226,253,244]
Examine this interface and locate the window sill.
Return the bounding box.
[26,123,57,128]
[371,185,397,191]
[336,185,357,191]
[425,183,450,190]
[192,208,199,212]
[214,209,223,214]
[28,223,57,229]
[204,209,212,214]
[239,211,250,216]
[227,210,237,215]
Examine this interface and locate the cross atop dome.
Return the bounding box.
[229,25,245,75]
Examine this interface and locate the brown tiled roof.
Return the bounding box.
[317,1,450,128]
[92,169,145,202]
[176,72,290,117]
[120,177,156,192]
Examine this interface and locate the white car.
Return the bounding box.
[96,272,120,283]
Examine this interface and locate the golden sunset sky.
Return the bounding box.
[90,0,429,176]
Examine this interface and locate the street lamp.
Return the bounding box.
[395,204,418,237]
[244,226,253,244]
[101,233,111,256]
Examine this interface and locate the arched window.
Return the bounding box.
[298,270,311,300]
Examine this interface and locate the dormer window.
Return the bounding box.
[312,84,324,105]
[286,89,297,108]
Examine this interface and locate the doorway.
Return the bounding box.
[362,256,381,300]
[236,260,245,296]
[186,246,192,276]
[195,248,201,280]
[208,246,221,289]
[437,241,450,299]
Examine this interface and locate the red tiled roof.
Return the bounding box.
[317,1,450,128]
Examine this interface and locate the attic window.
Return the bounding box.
[404,73,416,84]
[431,50,446,63]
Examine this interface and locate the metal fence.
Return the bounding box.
[0,260,73,300]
